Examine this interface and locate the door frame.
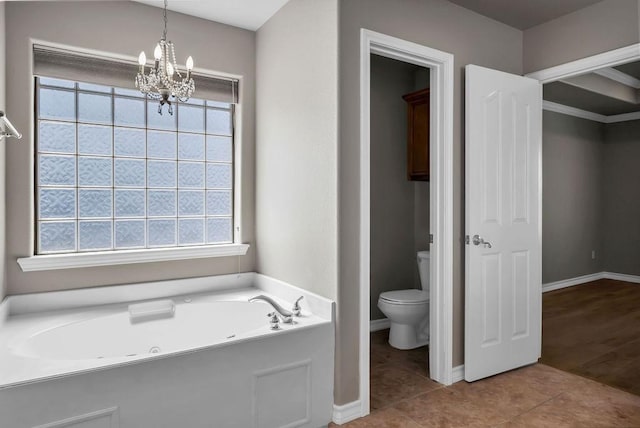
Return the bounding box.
[359,29,455,416]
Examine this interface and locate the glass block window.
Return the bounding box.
[36,77,234,254]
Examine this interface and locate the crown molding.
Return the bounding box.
[543,101,640,124]
[543,101,607,123]
[606,110,640,123]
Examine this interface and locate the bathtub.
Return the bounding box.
[0,273,335,428]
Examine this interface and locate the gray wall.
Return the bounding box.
[369,55,429,320]
[542,114,640,282]
[523,0,640,73]
[5,1,256,295]
[542,111,604,283]
[255,0,339,301]
[603,120,640,276]
[337,0,523,405]
[0,2,6,300]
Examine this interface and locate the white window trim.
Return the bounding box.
[17,244,249,272]
[18,40,249,273]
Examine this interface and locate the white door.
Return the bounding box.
[464,65,542,382]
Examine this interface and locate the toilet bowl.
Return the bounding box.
[377,251,430,350]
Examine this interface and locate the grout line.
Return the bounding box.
[503,392,564,424]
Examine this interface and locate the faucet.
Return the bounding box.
[249,295,293,323]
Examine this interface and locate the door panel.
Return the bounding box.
[465,64,542,382]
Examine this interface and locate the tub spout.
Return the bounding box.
[249,295,293,323]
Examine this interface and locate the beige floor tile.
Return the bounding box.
[370,365,441,410]
[331,407,422,428]
[393,387,510,427]
[504,390,640,428]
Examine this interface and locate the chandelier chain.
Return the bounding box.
[136,0,195,115]
[163,0,168,40]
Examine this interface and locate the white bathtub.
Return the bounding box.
[13,301,270,361]
[0,273,335,428]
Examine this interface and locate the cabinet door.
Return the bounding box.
[403,89,430,181]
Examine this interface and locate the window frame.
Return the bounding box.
[18,74,247,272]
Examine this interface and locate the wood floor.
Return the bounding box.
[541,278,640,396]
[330,329,640,427]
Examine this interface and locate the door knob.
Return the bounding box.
[472,234,492,248]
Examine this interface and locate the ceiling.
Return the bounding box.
[544,81,640,116]
[448,0,602,30]
[135,0,605,32]
[131,0,638,119]
[132,0,290,31]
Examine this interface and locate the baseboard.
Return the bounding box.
[369,318,390,332]
[332,400,362,425]
[542,271,640,293]
[0,298,8,328]
[542,272,604,293]
[451,365,465,383]
[603,272,640,284]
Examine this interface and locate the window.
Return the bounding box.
[35,76,235,254]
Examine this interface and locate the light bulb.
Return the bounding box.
[186,56,194,70]
[167,62,174,77]
[138,51,146,66]
[154,44,162,60]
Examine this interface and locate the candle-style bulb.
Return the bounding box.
[154,44,162,60]
[186,56,194,70]
[167,62,174,77]
[138,51,146,66]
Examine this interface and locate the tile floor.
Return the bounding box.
[331,329,640,427]
[541,279,640,396]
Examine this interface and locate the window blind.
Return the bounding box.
[33,44,239,104]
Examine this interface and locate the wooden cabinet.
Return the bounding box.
[402,88,430,181]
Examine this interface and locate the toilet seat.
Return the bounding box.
[379,289,429,305]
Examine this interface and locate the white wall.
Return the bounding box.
[255,0,339,300]
[0,2,6,300]
[5,1,256,295]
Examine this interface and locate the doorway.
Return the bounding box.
[368,53,433,409]
[528,45,640,395]
[460,44,640,385]
[358,29,454,417]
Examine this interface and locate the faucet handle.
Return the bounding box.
[292,296,304,317]
[267,312,280,330]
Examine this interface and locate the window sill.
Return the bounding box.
[17,244,250,272]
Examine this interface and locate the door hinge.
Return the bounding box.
[429,234,434,244]
[465,235,470,245]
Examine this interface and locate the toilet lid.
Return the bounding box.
[379,289,429,304]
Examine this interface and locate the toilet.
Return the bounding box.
[377,251,430,350]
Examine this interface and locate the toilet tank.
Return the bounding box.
[417,251,430,291]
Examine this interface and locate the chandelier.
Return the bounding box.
[136,0,195,115]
